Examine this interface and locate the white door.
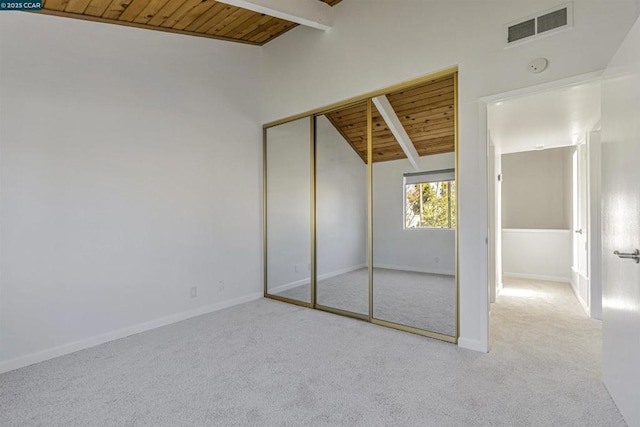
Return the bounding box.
[577,144,589,276]
[571,143,590,311]
[601,17,640,427]
[572,143,590,309]
[489,142,497,303]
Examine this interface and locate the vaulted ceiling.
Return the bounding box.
[39,0,341,45]
[326,74,456,163]
[37,0,454,162]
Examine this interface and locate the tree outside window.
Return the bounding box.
[405,180,456,229]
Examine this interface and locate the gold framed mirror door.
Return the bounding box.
[264,116,314,307]
[264,69,458,343]
[314,102,370,319]
[370,75,458,342]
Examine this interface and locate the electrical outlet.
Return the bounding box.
[435,257,439,264]
[218,280,225,291]
[294,265,299,273]
[190,287,198,298]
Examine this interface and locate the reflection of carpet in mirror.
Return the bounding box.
[275,268,455,337]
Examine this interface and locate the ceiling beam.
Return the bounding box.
[216,0,334,31]
[372,95,421,171]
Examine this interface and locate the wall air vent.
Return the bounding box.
[505,2,573,47]
[508,19,536,43]
[537,7,568,33]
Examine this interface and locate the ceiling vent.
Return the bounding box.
[505,2,573,47]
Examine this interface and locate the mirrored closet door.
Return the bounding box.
[315,104,369,317]
[371,74,457,339]
[265,117,313,305]
[263,69,458,342]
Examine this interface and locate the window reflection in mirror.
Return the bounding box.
[371,74,457,337]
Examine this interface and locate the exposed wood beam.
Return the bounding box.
[216,0,333,31]
[372,95,421,171]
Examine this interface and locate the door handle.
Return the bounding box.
[613,249,640,264]
[575,229,583,234]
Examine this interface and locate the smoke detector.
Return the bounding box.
[528,58,548,74]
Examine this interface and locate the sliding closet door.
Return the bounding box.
[263,70,458,342]
[315,104,369,316]
[265,117,313,305]
[370,75,458,340]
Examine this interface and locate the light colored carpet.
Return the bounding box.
[0,278,625,426]
[276,268,456,336]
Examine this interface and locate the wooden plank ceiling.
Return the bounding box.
[40,0,341,45]
[326,74,456,163]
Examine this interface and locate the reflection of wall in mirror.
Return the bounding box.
[373,153,456,276]
[316,115,368,280]
[266,119,312,291]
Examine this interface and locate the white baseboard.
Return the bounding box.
[503,272,570,283]
[570,280,590,316]
[269,264,366,294]
[373,263,454,276]
[0,292,263,374]
[458,337,488,353]
[318,264,366,281]
[269,278,311,294]
[570,268,591,316]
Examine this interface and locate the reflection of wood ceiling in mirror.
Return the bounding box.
[40,0,341,45]
[325,74,455,163]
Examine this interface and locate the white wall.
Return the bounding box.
[502,229,572,282]
[260,0,640,351]
[316,115,367,277]
[501,147,572,229]
[373,153,455,275]
[501,148,573,283]
[0,14,262,370]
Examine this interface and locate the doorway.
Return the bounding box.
[486,76,603,342]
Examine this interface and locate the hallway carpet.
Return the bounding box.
[0,278,625,426]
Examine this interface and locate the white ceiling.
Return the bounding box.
[488,80,601,154]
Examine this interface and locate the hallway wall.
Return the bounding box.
[502,230,572,282]
[501,147,573,283]
[502,147,573,230]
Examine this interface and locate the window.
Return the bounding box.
[404,170,456,229]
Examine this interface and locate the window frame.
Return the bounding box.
[403,169,456,230]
